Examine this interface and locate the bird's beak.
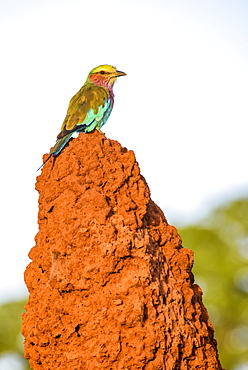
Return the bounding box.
[115,70,127,77]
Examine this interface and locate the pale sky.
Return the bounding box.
[0,0,248,304]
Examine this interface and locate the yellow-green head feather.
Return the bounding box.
[86,64,126,89]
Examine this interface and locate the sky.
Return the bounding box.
[0,0,248,305]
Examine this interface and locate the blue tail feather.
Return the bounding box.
[37,133,73,171]
[50,133,74,156]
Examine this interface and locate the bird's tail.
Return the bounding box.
[37,154,53,171]
[37,133,73,171]
[50,133,74,156]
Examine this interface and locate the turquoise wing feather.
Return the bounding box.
[50,84,112,156]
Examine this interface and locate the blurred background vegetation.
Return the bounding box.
[179,197,248,370]
[0,299,30,370]
[0,197,248,370]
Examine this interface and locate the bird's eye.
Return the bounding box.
[99,71,105,75]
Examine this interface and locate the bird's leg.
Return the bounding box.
[95,127,105,134]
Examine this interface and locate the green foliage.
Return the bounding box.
[0,299,30,370]
[179,198,248,370]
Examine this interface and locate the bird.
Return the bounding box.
[37,64,126,171]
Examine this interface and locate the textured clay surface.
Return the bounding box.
[22,131,223,369]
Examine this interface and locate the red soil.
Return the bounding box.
[22,131,223,369]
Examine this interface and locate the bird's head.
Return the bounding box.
[86,65,126,89]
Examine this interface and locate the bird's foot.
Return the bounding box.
[96,128,105,134]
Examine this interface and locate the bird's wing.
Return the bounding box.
[57,84,110,139]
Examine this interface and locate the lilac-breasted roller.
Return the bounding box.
[38,65,126,170]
